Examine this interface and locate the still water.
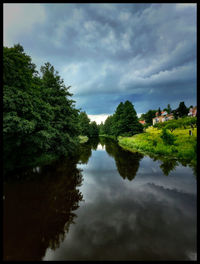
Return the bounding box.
[3,138,197,261]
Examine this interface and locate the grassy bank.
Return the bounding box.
[99,134,117,140]
[78,135,89,144]
[118,127,197,166]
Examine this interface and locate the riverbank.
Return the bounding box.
[118,127,197,166]
[78,135,89,143]
[99,134,117,140]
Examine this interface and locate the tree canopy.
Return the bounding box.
[3,44,80,173]
[100,100,143,137]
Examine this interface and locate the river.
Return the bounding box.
[3,137,197,261]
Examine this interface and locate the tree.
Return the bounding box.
[113,101,143,137]
[165,121,179,133]
[78,111,91,137]
[103,115,115,135]
[141,109,157,126]
[176,101,189,118]
[89,121,99,137]
[98,122,104,135]
[39,62,80,155]
[158,107,162,116]
[3,44,80,174]
[100,101,143,137]
[167,104,172,114]
[164,104,172,114]
[161,128,176,145]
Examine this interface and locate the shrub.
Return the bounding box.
[161,128,176,145]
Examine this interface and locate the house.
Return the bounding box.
[155,111,168,117]
[188,106,197,117]
[139,120,146,125]
[152,111,174,125]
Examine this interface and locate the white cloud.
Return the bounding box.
[119,11,131,21]
[3,3,46,46]
[175,3,196,10]
[88,114,110,124]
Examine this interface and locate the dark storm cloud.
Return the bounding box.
[4,3,196,115]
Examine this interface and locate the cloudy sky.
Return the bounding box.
[4,3,197,123]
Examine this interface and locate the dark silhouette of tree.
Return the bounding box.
[105,139,144,181]
[158,107,162,116]
[160,159,179,176]
[3,157,83,261]
[176,101,189,118]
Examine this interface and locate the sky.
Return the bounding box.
[3,3,197,123]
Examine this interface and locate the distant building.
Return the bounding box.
[188,106,197,117]
[152,111,174,125]
[139,120,146,125]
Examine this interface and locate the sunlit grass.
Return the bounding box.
[78,135,89,144]
[118,127,197,165]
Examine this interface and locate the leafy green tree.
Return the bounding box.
[165,121,179,133]
[98,122,104,135]
[153,122,166,129]
[40,62,80,155]
[179,116,197,130]
[89,121,99,137]
[103,115,115,135]
[161,128,176,145]
[3,44,80,175]
[113,101,143,136]
[78,111,91,137]
[141,109,157,126]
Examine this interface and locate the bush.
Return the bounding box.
[161,128,176,145]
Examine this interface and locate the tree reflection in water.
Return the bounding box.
[100,137,196,179]
[3,137,196,261]
[3,157,83,261]
[78,137,99,164]
[100,138,144,181]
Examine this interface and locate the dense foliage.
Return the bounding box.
[78,111,99,138]
[3,44,80,173]
[140,109,157,127]
[100,100,143,137]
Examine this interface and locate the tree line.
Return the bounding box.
[3,44,98,173]
[3,44,196,173]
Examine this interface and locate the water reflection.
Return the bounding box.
[142,151,197,177]
[78,137,99,164]
[103,138,144,181]
[3,137,197,261]
[43,143,196,261]
[99,137,194,180]
[3,157,83,261]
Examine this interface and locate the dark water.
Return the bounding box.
[3,138,197,261]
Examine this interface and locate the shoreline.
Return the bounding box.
[117,127,197,167]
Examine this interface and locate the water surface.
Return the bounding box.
[3,138,197,261]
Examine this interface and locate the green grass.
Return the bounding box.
[78,135,89,144]
[118,127,197,165]
[99,134,117,140]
